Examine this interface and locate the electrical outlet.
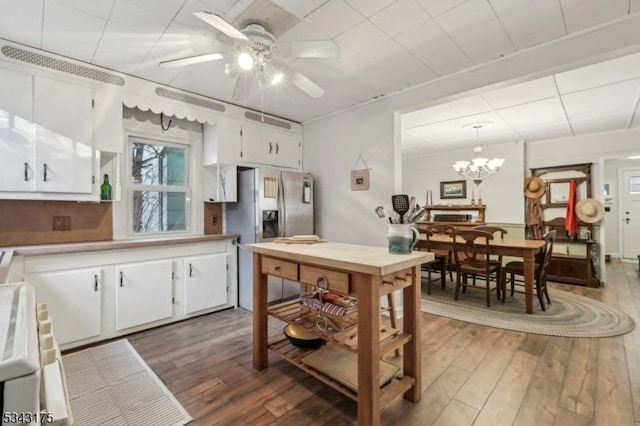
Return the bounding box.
[53,216,71,231]
[212,215,218,225]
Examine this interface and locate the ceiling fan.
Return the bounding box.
[160,12,340,100]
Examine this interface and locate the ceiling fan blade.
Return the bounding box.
[291,72,324,98]
[194,12,249,41]
[232,73,254,101]
[160,53,225,68]
[278,40,340,58]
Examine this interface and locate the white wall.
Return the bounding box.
[303,14,640,247]
[403,142,525,223]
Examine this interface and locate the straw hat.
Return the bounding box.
[575,198,604,223]
[524,176,546,199]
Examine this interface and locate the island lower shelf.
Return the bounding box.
[268,299,412,354]
[268,337,415,409]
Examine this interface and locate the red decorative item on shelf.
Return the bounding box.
[565,180,579,236]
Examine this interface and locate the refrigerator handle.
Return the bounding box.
[278,175,286,238]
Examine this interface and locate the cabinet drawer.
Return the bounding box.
[261,256,298,281]
[299,265,350,295]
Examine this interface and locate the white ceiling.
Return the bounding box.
[0,0,639,130]
[401,51,640,155]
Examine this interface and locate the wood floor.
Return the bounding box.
[128,260,640,425]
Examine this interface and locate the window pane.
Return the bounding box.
[131,142,186,186]
[133,191,186,233]
[631,176,640,194]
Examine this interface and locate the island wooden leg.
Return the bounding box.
[523,251,535,314]
[355,273,381,426]
[253,253,268,369]
[403,265,422,401]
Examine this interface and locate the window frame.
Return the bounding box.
[126,134,192,237]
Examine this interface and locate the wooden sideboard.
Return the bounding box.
[417,204,486,229]
[530,163,600,287]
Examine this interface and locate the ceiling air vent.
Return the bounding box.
[155,87,225,112]
[1,45,124,86]
[244,111,292,130]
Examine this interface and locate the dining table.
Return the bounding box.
[417,233,546,314]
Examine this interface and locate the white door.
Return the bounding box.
[28,268,102,345]
[184,253,228,314]
[271,131,300,169]
[621,169,640,259]
[115,260,173,330]
[0,68,35,192]
[34,75,93,193]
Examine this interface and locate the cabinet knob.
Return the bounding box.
[94,274,99,292]
[189,263,193,277]
[24,162,28,181]
[43,163,48,182]
[275,143,279,154]
[269,142,273,154]
[120,271,124,287]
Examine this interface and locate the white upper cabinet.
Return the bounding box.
[92,87,123,153]
[34,75,93,193]
[240,124,301,169]
[0,68,35,192]
[0,67,95,196]
[203,119,242,166]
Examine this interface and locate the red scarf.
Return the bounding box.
[565,180,579,235]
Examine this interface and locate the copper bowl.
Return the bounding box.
[283,324,324,349]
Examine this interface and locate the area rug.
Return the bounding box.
[421,284,635,338]
[62,339,192,426]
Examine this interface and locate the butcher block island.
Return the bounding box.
[245,241,433,426]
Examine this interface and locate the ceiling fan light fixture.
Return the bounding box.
[238,52,254,70]
[271,71,284,85]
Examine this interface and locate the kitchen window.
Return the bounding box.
[129,137,190,235]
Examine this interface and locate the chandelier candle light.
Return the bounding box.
[452,124,505,200]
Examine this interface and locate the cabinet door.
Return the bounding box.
[28,268,102,345]
[203,120,241,165]
[115,260,173,330]
[0,68,35,192]
[240,125,269,164]
[93,87,123,153]
[271,131,300,169]
[184,253,228,314]
[34,76,93,193]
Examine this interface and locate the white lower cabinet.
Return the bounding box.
[12,239,237,350]
[184,253,228,314]
[115,259,173,331]
[27,268,102,346]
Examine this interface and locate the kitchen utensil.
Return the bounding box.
[374,205,385,219]
[383,204,395,223]
[408,196,416,221]
[391,194,410,224]
[408,206,426,223]
[283,324,325,349]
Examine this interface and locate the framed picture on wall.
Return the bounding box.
[440,180,467,199]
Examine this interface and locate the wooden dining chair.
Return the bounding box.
[500,230,556,311]
[424,223,456,283]
[417,228,447,294]
[451,229,502,307]
[471,225,507,298]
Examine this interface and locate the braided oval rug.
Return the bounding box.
[420,284,635,338]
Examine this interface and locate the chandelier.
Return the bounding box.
[452,124,505,185]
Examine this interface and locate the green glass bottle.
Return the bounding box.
[100,174,112,201]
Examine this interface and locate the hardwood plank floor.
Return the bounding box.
[127,260,640,425]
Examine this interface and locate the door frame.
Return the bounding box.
[618,166,640,259]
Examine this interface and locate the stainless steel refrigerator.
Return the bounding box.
[227,168,314,311]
